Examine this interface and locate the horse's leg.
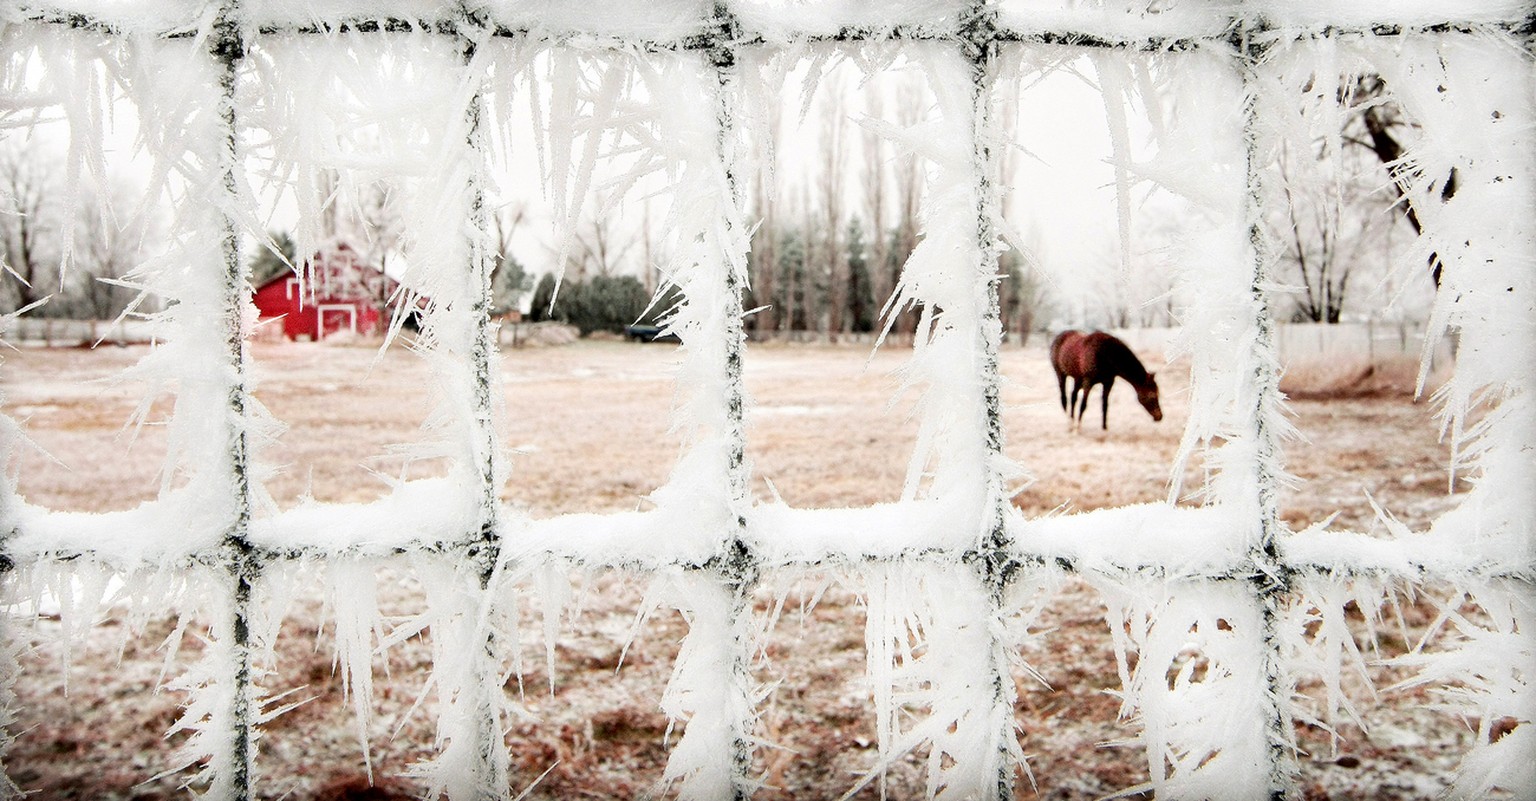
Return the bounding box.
[1100,376,1113,430]
[1056,369,1068,414]
[1068,378,1082,431]
[1076,380,1092,432]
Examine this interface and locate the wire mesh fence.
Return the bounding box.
[1,2,1532,799]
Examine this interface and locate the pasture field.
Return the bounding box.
[3,338,1470,799]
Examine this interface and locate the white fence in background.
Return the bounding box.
[1,3,1532,801]
[1269,321,1458,368]
[0,317,166,347]
[1112,321,1458,367]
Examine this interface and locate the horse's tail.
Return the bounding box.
[1049,329,1075,367]
[1050,331,1076,413]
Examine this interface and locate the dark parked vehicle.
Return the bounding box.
[625,323,679,343]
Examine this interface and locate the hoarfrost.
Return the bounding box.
[853,562,1054,800]
[1157,44,1293,527]
[1387,580,1535,800]
[1095,577,1275,801]
[644,568,761,801]
[405,556,521,800]
[150,568,295,799]
[0,610,16,801]
[873,43,1000,545]
[735,0,964,44]
[1283,574,1388,755]
[1,3,1533,799]
[320,559,389,780]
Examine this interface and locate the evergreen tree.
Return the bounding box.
[997,250,1049,347]
[525,272,654,335]
[567,274,649,335]
[846,218,877,333]
[528,272,560,323]
[491,251,532,316]
[883,226,920,335]
[249,231,297,288]
[776,227,807,332]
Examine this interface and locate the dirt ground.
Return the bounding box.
[1,337,1477,800]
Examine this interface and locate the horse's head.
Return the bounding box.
[1137,373,1163,422]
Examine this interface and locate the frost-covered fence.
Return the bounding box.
[2,2,1533,800]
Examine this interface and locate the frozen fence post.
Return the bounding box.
[677,4,759,797]
[209,5,260,798]
[956,3,1024,798]
[454,9,504,588]
[452,8,510,796]
[1234,19,1296,800]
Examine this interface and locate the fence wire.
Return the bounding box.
[2,2,1533,800]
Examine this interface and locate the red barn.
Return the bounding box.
[252,241,397,341]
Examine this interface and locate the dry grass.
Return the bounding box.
[1,338,1475,800]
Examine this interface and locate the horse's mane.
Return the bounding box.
[1093,332,1155,385]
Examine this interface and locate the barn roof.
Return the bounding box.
[252,239,393,293]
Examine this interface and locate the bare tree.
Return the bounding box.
[749,108,781,336]
[1273,86,1399,324]
[819,83,850,341]
[1277,148,1346,323]
[0,141,59,313]
[73,176,149,320]
[355,180,400,256]
[861,88,891,326]
[490,204,531,315]
[1347,75,1455,288]
[886,80,925,338]
[1092,263,1133,330]
[571,212,639,279]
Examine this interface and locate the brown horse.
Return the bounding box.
[1050,330,1162,432]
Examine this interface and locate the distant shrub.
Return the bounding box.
[525,273,655,336]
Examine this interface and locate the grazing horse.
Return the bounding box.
[1050,330,1162,432]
